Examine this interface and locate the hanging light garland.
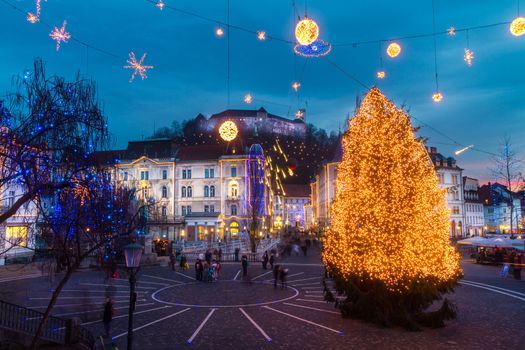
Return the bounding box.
[244,94,253,104]
[295,17,319,45]
[376,71,386,79]
[432,92,443,102]
[447,27,456,36]
[463,49,474,66]
[386,42,401,58]
[155,0,165,11]
[291,81,301,92]
[27,0,45,24]
[49,20,71,51]
[123,52,154,83]
[257,31,267,41]
[215,27,225,37]
[510,16,525,36]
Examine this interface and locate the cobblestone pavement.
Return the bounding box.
[1,248,525,349]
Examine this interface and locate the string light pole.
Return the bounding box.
[124,242,144,350]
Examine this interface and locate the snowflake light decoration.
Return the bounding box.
[447,27,456,36]
[244,94,253,104]
[295,109,304,118]
[155,0,165,10]
[376,71,386,79]
[124,52,154,83]
[464,48,474,66]
[27,0,45,24]
[292,81,301,92]
[257,31,266,41]
[293,39,332,57]
[432,92,443,102]
[219,121,238,142]
[49,20,71,51]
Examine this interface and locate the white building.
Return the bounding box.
[429,147,466,238]
[463,177,485,236]
[278,184,310,230]
[310,159,339,231]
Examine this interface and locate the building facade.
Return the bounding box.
[479,182,523,234]
[463,177,485,236]
[310,161,338,230]
[276,184,311,230]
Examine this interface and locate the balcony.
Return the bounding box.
[226,195,240,201]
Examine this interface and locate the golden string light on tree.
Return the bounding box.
[295,17,319,45]
[219,120,238,141]
[386,42,401,57]
[322,87,461,328]
[510,16,525,36]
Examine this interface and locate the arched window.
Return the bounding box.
[162,186,168,198]
[187,186,192,197]
[231,204,237,216]
[230,221,239,237]
[231,183,238,197]
[204,186,209,197]
[181,186,186,197]
[210,185,215,197]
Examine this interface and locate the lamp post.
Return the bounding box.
[123,243,143,350]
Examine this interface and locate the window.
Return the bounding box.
[204,185,209,197]
[452,206,460,215]
[205,169,209,178]
[181,186,186,197]
[6,226,27,247]
[210,205,215,212]
[204,205,209,212]
[187,205,192,214]
[162,186,168,198]
[187,169,192,179]
[231,166,237,177]
[162,170,167,180]
[187,186,192,197]
[182,206,187,215]
[210,168,214,178]
[161,206,167,217]
[123,172,128,181]
[7,191,15,207]
[231,183,238,197]
[452,175,458,185]
[182,169,187,179]
[438,173,444,184]
[210,186,215,197]
[231,204,237,216]
[140,171,149,180]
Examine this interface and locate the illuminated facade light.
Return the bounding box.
[510,16,525,36]
[123,52,154,83]
[295,17,319,46]
[432,92,443,102]
[257,31,266,41]
[464,48,474,66]
[49,20,71,51]
[386,42,401,58]
[219,120,238,141]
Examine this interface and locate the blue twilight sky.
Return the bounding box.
[1,0,524,182]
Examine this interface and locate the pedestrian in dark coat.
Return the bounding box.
[269,254,275,270]
[241,255,248,278]
[234,247,240,262]
[273,264,280,288]
[102,297,114,337]
[262,251,269,270]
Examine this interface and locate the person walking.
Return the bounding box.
[262,251,269,270]
[102,297,114,338]
[241,255,248,279]
[170,253,176,271]
[218,248,223,262]
[279,266,288,289]
[269,253,275,270]
[195,259,203,281]
[234,247,240,262]
[273,264,280,288]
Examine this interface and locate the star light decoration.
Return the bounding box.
[244,94,253,104]
[216,27,225,37]
[386,42,401,58]
[447,27,456,36]
[293,39,332,57]
[295,109,305,118]
[292,81,301,92]
[464,48,474,66]
[155,0,165,10]
[295,17,319,45]
[49,20,71,51]
[123,52,154,83]
[219,120,238,142]
[27,0,45,24]
[510,16,525,36]
[257,31,266,41]
[432,92,443,102]
[376,71,386,79]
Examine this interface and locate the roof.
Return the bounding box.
[209,108,296,124]
[90,150,126,165]
[479,183,513,206]
[177,144,244,161]
[124,139,179,159]
[283,184,311,198]
[428,147,463,170]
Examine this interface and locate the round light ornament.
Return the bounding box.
[432,92,443,102]
[510,16,525,36]
[219,120,238,141]
[386,42,402,58]
[295,17,319,45]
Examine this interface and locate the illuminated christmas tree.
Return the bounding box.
[322,87,462,330]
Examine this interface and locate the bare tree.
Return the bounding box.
[491,137,524,234]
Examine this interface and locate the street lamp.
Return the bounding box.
[123,242,143,350]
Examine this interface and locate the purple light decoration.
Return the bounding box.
[294,39,332,57]
[246,144,266,219]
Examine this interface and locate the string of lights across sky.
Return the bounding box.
[1,0,523,155]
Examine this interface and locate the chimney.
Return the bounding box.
[451,159,456,168]
[430,147,437,154]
